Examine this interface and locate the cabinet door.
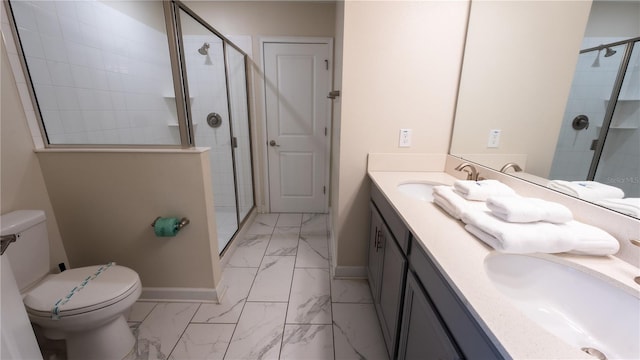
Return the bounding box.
[378,222,407,359]
[368,203,384,300]
[398,271,462,360]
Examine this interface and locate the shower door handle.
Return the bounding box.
[269,140,280,147]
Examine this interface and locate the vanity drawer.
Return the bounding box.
[371,183,410,254]
[409,238,506,359]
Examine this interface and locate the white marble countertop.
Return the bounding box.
[368,170,640,360]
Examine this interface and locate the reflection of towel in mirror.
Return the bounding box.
[595,198,640,218]
[486,196,573,223]
[547,180,624,202]
[432,186,487,219]
[462,209,619,255]
[453,180,516,201]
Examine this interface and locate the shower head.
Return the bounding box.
[198,43,210,55]
[604,47,616,57]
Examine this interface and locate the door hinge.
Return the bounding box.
[325,59,329,70]
[324,127,327,136]
[323,186,326,194]
[231,137,238,148]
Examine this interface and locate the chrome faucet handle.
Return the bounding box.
[500,162,523,173]
[455,162,479,181]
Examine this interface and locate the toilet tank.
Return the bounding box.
[0,210,51,291]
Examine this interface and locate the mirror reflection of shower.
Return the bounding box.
[198,42,209,55]
[198,42,212,65]
[591,45,617,67]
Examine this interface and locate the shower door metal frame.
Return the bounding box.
[171,1,257,251]
[586,37,639,180]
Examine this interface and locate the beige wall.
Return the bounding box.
[0,41,68,271]
[183,1,337,212]
[36,150,221,290]
[450,1,592,178]
[333,1,470,269]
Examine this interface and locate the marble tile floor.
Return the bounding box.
[123,213,389,360]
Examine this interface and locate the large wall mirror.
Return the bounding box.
[451,0,640,219]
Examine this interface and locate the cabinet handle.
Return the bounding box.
[376,230,384,251]
[374,227,379,252]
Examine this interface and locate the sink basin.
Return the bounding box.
[397,181,443,202]
[484,253,640,359]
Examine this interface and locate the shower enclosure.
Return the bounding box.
[550,37,639,197]
[6,0,254,253]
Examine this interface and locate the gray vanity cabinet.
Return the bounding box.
[408,240,505,359]
[369,182,506,360]
[397,271,462,359]
[368,201,408,359]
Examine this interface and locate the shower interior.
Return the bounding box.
[550,37,640,198]
[6,0,255,253]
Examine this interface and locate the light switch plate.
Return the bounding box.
[399,128,412,147]
[488,129,501,148]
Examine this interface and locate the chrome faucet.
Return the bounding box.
[500,162,523,173]
[631,239,640,286]
[455,162,479,181]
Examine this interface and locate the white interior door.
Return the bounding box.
[264,42,331,213]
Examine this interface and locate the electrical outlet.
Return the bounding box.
[488,129,501,148]
[399,128,412,147]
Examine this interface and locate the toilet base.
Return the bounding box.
[65,314,135,360]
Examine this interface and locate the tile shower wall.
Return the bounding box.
[550,36,640,197]
[10,0,179,145]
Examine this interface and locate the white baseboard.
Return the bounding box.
[139,286,223,303]
[333,266,368,279]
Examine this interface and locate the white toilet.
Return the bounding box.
[1,210,141,360]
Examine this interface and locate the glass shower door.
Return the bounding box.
[178,9,238,253]
[226,45,254,223]
[549,43,626,181]
[594,41,640,197]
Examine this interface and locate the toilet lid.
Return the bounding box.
[24,264,140,318]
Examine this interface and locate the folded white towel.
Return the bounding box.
[486,196,573,223]
[432,186,488,220]
[461,210,577,253]
[595,198,640,218]
[547,180,624,202]
[566,221,620,255]
[453,180,517,201]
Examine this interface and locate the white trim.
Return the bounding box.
[34,147,211,154]
[139,286,224,304]
[258,36,334,213]
[333,266,368,279]
[328,206,338,278]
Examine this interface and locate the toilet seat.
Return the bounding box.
[24,265,140,319]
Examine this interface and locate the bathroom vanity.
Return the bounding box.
[367,164,640,360]
[369,182,504,359]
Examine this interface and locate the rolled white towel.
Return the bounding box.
[432,186,488,220]
[595,198,640,218]
[547,180,624,202]
[453,179,517,201]
[461,210,577,254]
[486,196,573,223]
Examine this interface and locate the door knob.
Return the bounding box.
[269,140,280,147]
